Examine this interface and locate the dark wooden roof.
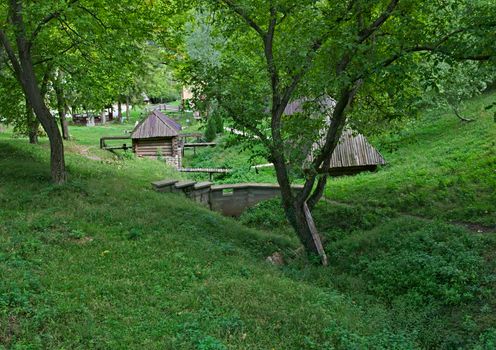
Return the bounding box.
[328,130,386,168]
[283,98,386,168]
[131,111,181,139]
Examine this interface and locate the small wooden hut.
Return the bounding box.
[284,99,386,176]
[325,130,386,176]
[131,111,182,166]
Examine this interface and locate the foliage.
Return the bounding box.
[328,92,496,227]
[212,111,224,134]
[204,117,217,142]
[176,0,496,260]
[0,130,374,350]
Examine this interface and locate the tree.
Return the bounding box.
[1,0,186,183]
[0,0,67,183]
[204,116,217,141]
[181,0,496,264]
[213,110,224,133]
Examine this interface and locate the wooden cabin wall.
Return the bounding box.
[133,137,174,158]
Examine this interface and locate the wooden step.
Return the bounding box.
[151,179,179,192]
[174,181,197,190]
[194,182,213,190]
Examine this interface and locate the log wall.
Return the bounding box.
[133,137,174,158]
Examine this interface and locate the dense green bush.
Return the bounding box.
[204,117,217,142]
[212,112,224,133]
[332,219,487,306]
[239,198,288,232]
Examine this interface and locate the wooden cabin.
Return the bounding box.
[326,130,386,176]
[284,99,386,176]
[131,111,182,166]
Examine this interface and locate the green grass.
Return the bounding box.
[0,135,395,349]
[182,135,277,183]
[325,92,496,227]
[1,93,495,349]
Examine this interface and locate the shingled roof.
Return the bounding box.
[283,98,386,171]
[326,130,386,169]
[131,111,182,139]
[283,97,335,116]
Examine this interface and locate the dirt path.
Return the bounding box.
[66,144,103,161]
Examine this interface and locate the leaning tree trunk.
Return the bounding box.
[0,10,66,183]
[19,56,66,183]
[283,196,328,265]
[273,153,328,265]
[25,88,66,183]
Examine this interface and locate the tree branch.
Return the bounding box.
[30,0,79,43]
[77,4,109,29]
[220,0,266,37]
[450,103,475,122]
[358,0,399,43]
[0,29,22,79]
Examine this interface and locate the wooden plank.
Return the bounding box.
[175,181,197,189]
[179,168,231,174]
[194,182,213,190]
[303,202,328,266]
[152,179,178,188]
[183,142,217,147]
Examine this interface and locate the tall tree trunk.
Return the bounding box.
[26,98,38,144]
[125,96,130,120]
[101,107,106,125]
[273,155,328,265]
[117,99,122,123]
[54,75,70,140]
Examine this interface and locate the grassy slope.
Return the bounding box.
[1,94,495,349]
[326,93,496,227]
[0,136,390,349]
[188,93,495,227]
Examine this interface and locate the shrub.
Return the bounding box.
[204,117,217,142]
[332,219,487,306]
[239,198,287,231]
[212,112,224,133]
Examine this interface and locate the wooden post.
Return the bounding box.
[303,202,328,266]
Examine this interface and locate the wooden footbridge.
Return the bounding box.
[152,179,303,216]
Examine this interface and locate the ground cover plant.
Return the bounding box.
[1,91,495,349]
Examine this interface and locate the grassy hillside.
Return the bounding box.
[326,93,496,227]
[238,93,496,348]
[1,93,495,349]
[0,135,402,349]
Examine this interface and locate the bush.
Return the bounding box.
[212,112,224,133]
[332,219,487,306]
[204,117,217,142]
[239,198,287,231]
